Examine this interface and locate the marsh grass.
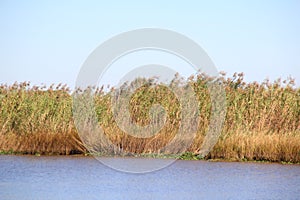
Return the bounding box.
[0,73,299,162]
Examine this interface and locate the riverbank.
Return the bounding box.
[1,130,299,163]
[1,150,299,165]
[1,131,300,164]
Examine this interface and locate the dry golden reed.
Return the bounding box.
[0,72,299,162]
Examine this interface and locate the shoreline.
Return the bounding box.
[1,150,299,165]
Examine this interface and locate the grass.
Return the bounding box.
[0,72,299,163]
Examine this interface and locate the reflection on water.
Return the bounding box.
[0,155,299,200]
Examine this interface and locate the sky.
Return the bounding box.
[0,0,300,88]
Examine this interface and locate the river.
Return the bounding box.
[0,155,299,200]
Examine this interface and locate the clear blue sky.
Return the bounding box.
[0,0,299,88]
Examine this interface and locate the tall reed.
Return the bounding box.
[0,73,299,162]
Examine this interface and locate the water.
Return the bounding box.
[1,155,299,200]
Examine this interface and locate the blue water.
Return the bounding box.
[0,155,300,200]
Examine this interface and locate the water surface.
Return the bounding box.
[0,155,299,200]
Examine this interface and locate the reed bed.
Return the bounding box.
[0,73,299,162]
